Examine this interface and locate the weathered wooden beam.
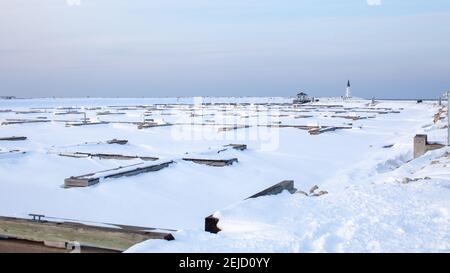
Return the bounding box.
[15,110,46,114]
[67,121,109,127]
[59,152,159,161]
[56,107,81,110]
[182,158,238,167]
[218,125,250,132]
[1,119,51,125]
[225,144,247,151]
[97,153,158,161]
[0,150,26,157]
[0,238,119,253]
[308,126,352,135]
[308,127,337,135]
[106,161,172,179]
[96,111,126,116]
[294,104,343,108]
[64,176,100,187]
[54,111,84,115]
[58,152,90,159]
[259,124,316,130]
[0,216,174,252]
[0,136,27,141]
[137,122,173,129]
[106,139,128,145]
[330,115,368,121]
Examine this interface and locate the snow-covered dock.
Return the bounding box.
[0,97,448,252]
[182,157,238,167]
[0,136,27,141]
[64,161,173,188]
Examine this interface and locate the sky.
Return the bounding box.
[0,0,450,98]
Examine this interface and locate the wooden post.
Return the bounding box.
[414,134,445,158]
[205,215,221,234]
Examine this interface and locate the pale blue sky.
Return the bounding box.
[1,0,450,98]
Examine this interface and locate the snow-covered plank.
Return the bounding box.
[0,136,27,141]
[64,161,173,188]
[182,158,238,167]
[58,152,159,161]
[1,119,51,125]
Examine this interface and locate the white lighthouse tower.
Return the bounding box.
[345,80,352,99]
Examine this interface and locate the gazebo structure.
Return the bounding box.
[293,92,312,104]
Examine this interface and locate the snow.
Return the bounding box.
[1,97,449,252]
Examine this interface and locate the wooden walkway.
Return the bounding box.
[0,216,174,252]
[0,136,27,141]
[59,152,159,161]
[64,161,173,188]
[182,158,238,167]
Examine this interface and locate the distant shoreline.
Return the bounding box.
[0,97,442,101]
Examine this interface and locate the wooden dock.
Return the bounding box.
[0,136,27,141]
[59,152,159,161]
[0,216,174,252]
[0,150,26,157]
[1,119,51,125]
[54,111,84,115]
[308,126,352,135]
[66,121,109,127]
[330,115,368,120]
[182,158,238,167]
[225,144,247,151]
[218,125,250,132]
[64,161,173,188]
[96,111,126,116]
[15,110,46,114]
[260,124,319,130]
[137,122,173,129]
[106,139,128,145]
